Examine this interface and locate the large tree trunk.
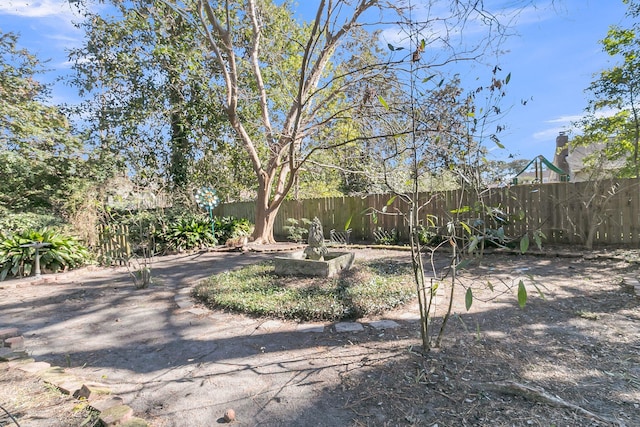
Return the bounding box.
[251,175,285,244]
[252,203,279,244]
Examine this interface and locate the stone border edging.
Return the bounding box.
[0,327,150,427]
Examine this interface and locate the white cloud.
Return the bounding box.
[0,1,97,53]
[535,107,625,140]
[532,113,580,140]
[0,1,79,18]
[546,114,583,124]
[495,1,558,27]
[545,108,620,125]
[379,1,557,56]
[533,125,575,141]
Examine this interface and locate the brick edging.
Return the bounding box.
[0,328,149,427]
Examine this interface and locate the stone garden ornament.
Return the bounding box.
[304,217,329,261]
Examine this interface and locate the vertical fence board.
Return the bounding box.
[631,181,640,245]
[98,224,131,265]
[214,178,640,247]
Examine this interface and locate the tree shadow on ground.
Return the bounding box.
[1,250,638,426]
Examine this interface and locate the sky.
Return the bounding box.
[0,0,633,162]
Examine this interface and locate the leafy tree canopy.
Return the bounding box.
[574,0,640,178]
[0,31,87,212]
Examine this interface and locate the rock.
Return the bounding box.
[223,408,236,422]
[0,347,28,361]
[74,383,112,400]
[100,404,134,426]
[4,336,25,349]
[7,358,36,368]
[15,361,50,374]
[118,417,149,427]
[40,367,83,395]
[334,322,364,333]
[0,328,19,341]
[89,396,124,412]
[367,320,401,330]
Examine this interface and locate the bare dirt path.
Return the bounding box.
[1,247,639,426]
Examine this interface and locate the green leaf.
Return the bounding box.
[517,280,527,308]
[505,72,511,84]
[422,74,436,83]
[460,221,471,235]
[378,95,389,110]
[520,234,530,254]
[431,281,439,296]
[531,281,546,300]
[465,287,473,311]
[344,214,353,231]
[486,281,494,292]
[386,195,397,206]
[457,259,471,270]
[450,206,470,214]
[468,236,479,253]
[533,230,545,250]
[387,43,395,51]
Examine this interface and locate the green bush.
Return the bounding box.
[283,217,311,243]
[0,228,91,280]
[102,210,253,254]
[416,225,444,246]
[0,210,65,234]
[214,216,253,242]
[373,227,398,245]
[155,214,217,252]
[193,260,415,321]
[112,209,162,250]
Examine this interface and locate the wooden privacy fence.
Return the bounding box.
[98,224,131,265]
[213,178,640,247]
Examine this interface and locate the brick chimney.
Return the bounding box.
[550,131,570,182]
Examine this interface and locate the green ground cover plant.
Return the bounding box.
[193,260,415,321]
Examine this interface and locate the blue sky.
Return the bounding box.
[0,0,632,162]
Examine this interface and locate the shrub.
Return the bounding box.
[214,216,253,242]
[416,225,445,246]
[0,228,91,280]
[0,210,65,234]
[113,209,162,249]
[283,218,312,243]
[373,227,398,245]
[102,210,253,254]
[155,214,217,252]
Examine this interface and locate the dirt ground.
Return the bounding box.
[0,247,639,427]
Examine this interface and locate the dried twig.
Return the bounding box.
[477,380,622,426]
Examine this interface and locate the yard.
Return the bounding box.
[0,247,638,426]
